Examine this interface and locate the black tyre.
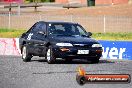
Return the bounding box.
[22,46,32,62]
[45,46,56,64]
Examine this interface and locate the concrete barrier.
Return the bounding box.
[0,38,131,60]
[0,38,20,56]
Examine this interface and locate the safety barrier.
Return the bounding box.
[0,38,20,56]
[0,38,131,60]
[99,40,132,60]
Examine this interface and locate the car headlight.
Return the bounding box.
[56,43,73,46]
[92,44,102,47]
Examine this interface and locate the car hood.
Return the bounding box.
[49,36,99,45]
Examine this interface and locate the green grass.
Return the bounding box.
[92,33,132,41]
[0,28,26,38]
[0,28,132,41]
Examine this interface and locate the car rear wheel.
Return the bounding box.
[46,47,56,64]
[22,46,32,62]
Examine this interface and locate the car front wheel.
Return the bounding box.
[22,46,32,62]
[45,47,56,64]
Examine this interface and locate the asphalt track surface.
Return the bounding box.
[0,55,132,88]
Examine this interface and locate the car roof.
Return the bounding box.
[38,21,78,25]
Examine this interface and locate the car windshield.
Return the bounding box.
[48,23,88,37]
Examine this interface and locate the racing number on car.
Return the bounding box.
[27,33,33,40]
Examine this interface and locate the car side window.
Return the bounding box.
[32,22,46,33]
[32,23,41,32]
[76,25,86,35]
[38,23,46,32]
[26,22,38,33]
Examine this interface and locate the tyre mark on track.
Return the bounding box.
[32,69,132,75]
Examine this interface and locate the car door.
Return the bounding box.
[19,22,38,49]
[32,22,47,56]
[23,22,40,55]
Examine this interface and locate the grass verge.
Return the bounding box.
[0,28,26,38]
[0,28,132,41]
[92,33,132,41]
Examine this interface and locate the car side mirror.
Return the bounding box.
[37,31,46,35]
[87,32,92,36]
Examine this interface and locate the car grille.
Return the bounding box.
[73,44,91,48]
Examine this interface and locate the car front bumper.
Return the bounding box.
[52,46,102,59]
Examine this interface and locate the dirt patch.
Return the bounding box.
[41,4,132,17]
